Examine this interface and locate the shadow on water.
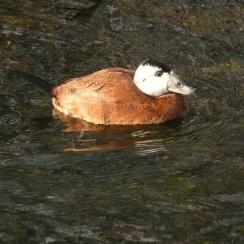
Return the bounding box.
[1,0,244,243]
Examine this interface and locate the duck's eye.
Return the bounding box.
[176,81,182,86]
[155,70,163,77]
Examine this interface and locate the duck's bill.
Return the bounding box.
[168,85,195,95]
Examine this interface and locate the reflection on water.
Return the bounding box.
[1,0,244,243]
[54,112,180,154]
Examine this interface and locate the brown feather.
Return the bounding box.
[52,68,185,125]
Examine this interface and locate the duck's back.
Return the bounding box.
[52,68,185,124]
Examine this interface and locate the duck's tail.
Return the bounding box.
[8,70,54,94]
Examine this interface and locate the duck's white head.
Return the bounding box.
[134,59,195,97]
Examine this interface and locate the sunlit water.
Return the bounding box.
[0,0,244,243]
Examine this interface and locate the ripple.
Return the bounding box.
[1,1,244,243]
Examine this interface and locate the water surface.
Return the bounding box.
[0,0,244,243]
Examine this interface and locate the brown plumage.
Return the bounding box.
[52,67,185,125]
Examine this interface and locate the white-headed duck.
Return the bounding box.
[52,59,195,125]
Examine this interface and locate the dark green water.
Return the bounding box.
[0,0,244,243]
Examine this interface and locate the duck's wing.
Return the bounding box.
[52,68,138,101]
[51,68,145,121]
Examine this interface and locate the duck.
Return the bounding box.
[51,59,195,125]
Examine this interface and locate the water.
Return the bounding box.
[0,0,244,243]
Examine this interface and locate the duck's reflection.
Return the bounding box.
[54,110,183,154]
